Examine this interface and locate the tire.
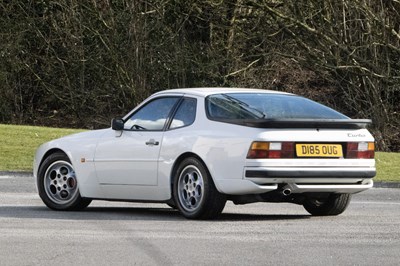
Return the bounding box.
[173,157,226,219]
[37,152,91,211]
[166,199,177,209]
[303,193,352,216]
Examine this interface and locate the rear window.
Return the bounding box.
[205,93,348,120]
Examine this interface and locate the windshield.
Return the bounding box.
[206,93,348,120]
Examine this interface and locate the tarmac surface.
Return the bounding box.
[0,173,399,265]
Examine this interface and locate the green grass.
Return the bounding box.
[0,124,85,171]
[375,152,400,182]
[0,124,399,182]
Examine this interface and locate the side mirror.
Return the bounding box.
[111,117,124,131]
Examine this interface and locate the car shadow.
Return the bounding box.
[217,212,310,221]
[0,205,310,221]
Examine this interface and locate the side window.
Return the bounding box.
[124,97,180,131]
[170,98,197,129]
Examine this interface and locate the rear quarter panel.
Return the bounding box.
[159,113,257,193]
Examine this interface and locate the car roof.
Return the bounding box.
[152,88,294,98]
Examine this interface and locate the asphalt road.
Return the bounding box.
[1,174,399,266]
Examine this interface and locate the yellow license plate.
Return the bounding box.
[296,144,343,157]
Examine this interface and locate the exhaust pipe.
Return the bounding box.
[282,188,291,196]
[282,184,296,196]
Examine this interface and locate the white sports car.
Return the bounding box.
[33,88,376,219]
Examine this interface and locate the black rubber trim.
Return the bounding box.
[210,118,371,129]
[245,169,376,178]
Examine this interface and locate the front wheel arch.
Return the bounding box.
[37,148,68,175]
[37,151,91,211]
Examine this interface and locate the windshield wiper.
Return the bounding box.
[221,94,266,118]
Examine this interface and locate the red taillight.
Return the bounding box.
[346,142,375,159]
[247,142,294,159]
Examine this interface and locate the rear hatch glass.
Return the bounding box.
[206,93,348,120]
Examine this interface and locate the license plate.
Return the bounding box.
[296,144,343,157]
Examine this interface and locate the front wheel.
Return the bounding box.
[37,152,91,211]
[173,157,226,219]
[303,193,352,216]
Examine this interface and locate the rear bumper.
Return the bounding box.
[215,178,373,195]
[280,180,373,194]
[245,168,376,178]
[214,166,375,195]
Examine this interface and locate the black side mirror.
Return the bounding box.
[111,117,124,131]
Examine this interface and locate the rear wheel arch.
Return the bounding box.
[172,156,226,219]
[166,153,203,209]
[170,152,215,192]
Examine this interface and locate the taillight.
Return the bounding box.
[346,142,375,159]
[247,142,294,159]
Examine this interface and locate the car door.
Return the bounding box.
[94,96,181,186]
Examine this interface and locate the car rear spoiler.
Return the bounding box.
[215,118,372,129]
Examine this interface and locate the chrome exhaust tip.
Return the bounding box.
[282,188,292,196]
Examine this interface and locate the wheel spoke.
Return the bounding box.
[177,165,205,212]
[44,161,78,205]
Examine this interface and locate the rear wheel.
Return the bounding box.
[303,193,351,216]
[173,157,226,219]
[38,152,91,211]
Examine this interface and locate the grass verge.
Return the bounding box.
[374,152,400,182]
[0,124,85,171]
[0,124,399,182]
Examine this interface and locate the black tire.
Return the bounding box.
[303,193,352,216]
[37,152,91,211]
[166,199,177,209]
[173,157,226,219]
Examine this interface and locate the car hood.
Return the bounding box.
[55,128,109,142]
[36,128,108,157]
[33,128,111,178]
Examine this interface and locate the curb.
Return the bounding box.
[0,171,32,176]
[373,181,400,189]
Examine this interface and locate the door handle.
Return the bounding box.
[145,139,159,146]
